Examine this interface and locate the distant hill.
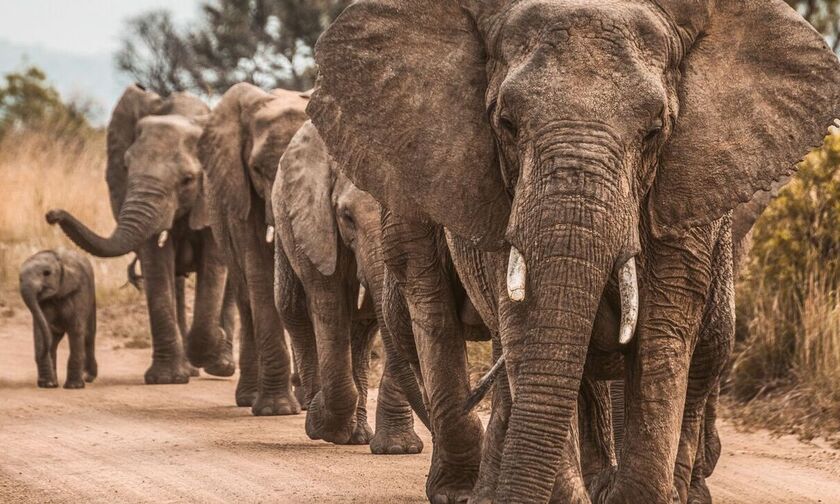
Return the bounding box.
[0,38,130,124]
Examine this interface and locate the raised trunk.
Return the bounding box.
[52,175,170,258]
[21,285,52,363]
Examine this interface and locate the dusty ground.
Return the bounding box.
[1,305,840,503]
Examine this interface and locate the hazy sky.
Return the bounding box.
[0,0,200,56]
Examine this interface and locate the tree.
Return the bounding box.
[187,0,351,93]
[787,0,840,52]
[115,10,199,95]
[0,66,92,139]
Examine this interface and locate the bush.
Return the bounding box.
[731,126,840,443]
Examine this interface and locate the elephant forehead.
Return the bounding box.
[501,0,670,60]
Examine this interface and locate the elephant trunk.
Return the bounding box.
[21,284,52,363]
[498,188,622,501]
[47,175,172,258]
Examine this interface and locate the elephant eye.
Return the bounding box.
[42,270,51,277]
[182,174,196,185]
[342,209,355,227]
[499,115,518,138]
[644,119,663,142]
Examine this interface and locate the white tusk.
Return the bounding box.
[506,246,527,303]
[265,226,275,244]
[357,285,366,310]
[618,257,639,345]
[157,230,169,248]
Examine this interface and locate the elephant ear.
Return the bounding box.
[308,0,510,250]
[199,83,269,223]
[106,85,163,219]
[650,0,840,238]
[278,121,338,276]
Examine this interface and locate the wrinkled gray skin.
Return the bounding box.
[272,120,430,451]
[199,83,308,415]
[46,85,234,385]
[309,1,840,502]
[19,249,97,389]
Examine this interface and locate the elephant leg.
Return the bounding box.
[382,269,424,395]
[234,292,258,407]
[605,225,721,504]
[245,228,298,417]
[370,343,425,455]
[188,230,235,377]
[175,275,199,377]
[674,243,734,504]
[34,323,59,388]
[64,326,86,389]
[687,385,721,504]
[84,308,97,383]
[381,212,482,503]
[348,315,377,445]
[137,240,189,385]
[471,336,510,503]
[275,242,320,409]
[303,275,359,444]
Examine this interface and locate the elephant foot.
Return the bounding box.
[64,379,85,389]
[370,425,423,455]
[304,391,356,444]
[252,391,301,416]
[349,420,374,445]
[235,378,258,407]
[686,477,712,504]
[427,449,479,504]
[37,377,59,388]
[187,327,232,373]
[144,360,190,385]
[184,361,201,377]
[202,353,236,378]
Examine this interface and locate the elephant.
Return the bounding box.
[46,84,234,385]
[307,1,840,503]
[271,120,429,451]
[19,248,97,389]
[198,83,310,415]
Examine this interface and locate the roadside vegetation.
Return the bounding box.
[729,127,840,446]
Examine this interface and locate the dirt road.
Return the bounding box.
[2,308,839,503]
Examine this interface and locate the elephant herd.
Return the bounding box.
[41,1,840,503]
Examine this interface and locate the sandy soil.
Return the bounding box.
[1,307,839,504]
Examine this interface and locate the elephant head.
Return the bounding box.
[19,250,83,365]
[274,120,431,428]
[46,85,210,257]
[309,0,840,500]
[198,83,308,247]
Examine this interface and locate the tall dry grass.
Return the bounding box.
[729,128,840,445]
[0,130,139,306]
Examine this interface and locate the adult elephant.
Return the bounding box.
[46,85,234,384]
[271,120,428,451]
[198,83,308,415]
[308,1,840,503]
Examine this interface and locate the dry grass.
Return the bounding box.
[0,129,140,307]
[728,129,840,446]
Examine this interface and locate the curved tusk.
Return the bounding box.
[618,257,639,345]
[357,285,366,310]
[265,226,275,244]
[507,246,527,302]
[157,230,169,248]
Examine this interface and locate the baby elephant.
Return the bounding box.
[19,249,97,389]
